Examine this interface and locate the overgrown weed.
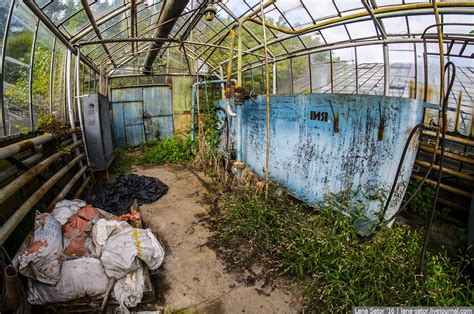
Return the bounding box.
[207,184,473,311]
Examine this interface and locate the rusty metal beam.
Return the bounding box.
[0,141,83,206]
[0,128,79,160]
[0,153,85,245]
[412,174,470,198]
[47,165,88,211]
[74,175,92,199]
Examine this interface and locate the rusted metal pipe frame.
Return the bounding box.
[0,153,85,245]
[0,128,79,160]
[0,140,83,206]
[454,90,463,134]
[415,159,473,182]
[0,153,42,183]
[422,130,474,147]
[419,145,474,166]
[47,165,88,211]
[412,174,470,198]
[361,0,387,40]
[74,175,92,199]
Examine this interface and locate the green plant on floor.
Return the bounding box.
[111,147,142,175]
[207,185,473,312]
[404,178,436,220]
[142,136,194,165]
[194,73,225,174]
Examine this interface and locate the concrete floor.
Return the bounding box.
[132,165,301,313]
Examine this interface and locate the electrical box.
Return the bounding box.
[82,93,114,171]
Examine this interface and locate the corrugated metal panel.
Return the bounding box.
[111,88,143,102]
[123,101,143,126]
[143,86,173,116]
[111,102,126,146]
[125,124,145,146]
[220,94,429,230]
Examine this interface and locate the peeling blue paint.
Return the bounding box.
[220,94,434,229]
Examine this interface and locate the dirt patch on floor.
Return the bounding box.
[131,164,302,313]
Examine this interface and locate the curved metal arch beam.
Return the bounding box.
[218,2,474,68]
[70,1,145,44]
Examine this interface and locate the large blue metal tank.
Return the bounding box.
[221,94,435,231]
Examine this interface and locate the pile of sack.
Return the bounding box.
[13,199,165,309]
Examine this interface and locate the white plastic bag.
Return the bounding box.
[27,257,109,304]
[113,267,145,308]
[15,212,63,285]
[91,219,132,257]
[51,199,86,225]
[100,228,165,279]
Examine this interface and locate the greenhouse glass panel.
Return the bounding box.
[332,48,356,94]
[42,0,82,25]
[276,59,291,94]
[356,45,384,96]
[3,1,36,135]
[302,0,338,21]
[388,43,415,98]
[0,0,13,135]
[292,55,310,94]
[381,17,408,35]
[51,42,67,121]
[32,23,54,128]
[310,51,331,93]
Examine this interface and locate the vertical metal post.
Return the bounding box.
[383,43,389,96]
[329,51,334,94]
[1,0,16,135]
[75,46,91,167]
[354,47,358,95]
[272,58,277,95]
[413,43,418,99]
[308,54,313,94]
[49,37,56,114]
[29,21,39,130]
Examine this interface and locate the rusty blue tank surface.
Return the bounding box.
[220,94,436,231]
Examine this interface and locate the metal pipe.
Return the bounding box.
[0,128,79,160]
[415,159,473,182]
[422,130,474,147]
[225,30,237,117]
[142,0,190,74]
[260,0,271,196]
[1,266,20,312]
[454,90,462,133]
[0,153,85,245]
[412,175,470,198]
[419,145,474,166]
[0,153,42,183]
[0,141,83,206]
[237,0,276,86]
[191,79,235,141]
[76,46,91,167]
[47,165,88,211]
[74,175,91,199]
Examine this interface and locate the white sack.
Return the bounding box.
[92,219,132,257]
[27,257,109,304]
[100,228,165,279]
[51,199,86,225]
[15,212,63,285]
[113,267,145,308]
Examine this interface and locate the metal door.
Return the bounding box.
[143,86,173,141]
[111,86,173,147]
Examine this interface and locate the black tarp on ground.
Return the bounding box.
[87,174,168,215]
